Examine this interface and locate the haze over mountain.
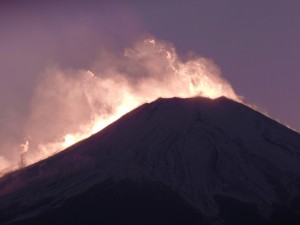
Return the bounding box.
[1,97,300,225]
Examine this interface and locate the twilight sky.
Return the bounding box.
[132,0,300,129]
[0,0,299,166]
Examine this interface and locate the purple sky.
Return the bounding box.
[1,0,299,139]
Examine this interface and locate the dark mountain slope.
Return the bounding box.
[1,97,300,224]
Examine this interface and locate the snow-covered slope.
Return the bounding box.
[1,97,300,225]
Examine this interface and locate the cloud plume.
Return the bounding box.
[0,37,241,174]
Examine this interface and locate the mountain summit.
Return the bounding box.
[1,97,300,225]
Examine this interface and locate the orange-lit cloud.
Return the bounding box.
[0,37,242,174]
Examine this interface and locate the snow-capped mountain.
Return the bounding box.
[1,97,300,225]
